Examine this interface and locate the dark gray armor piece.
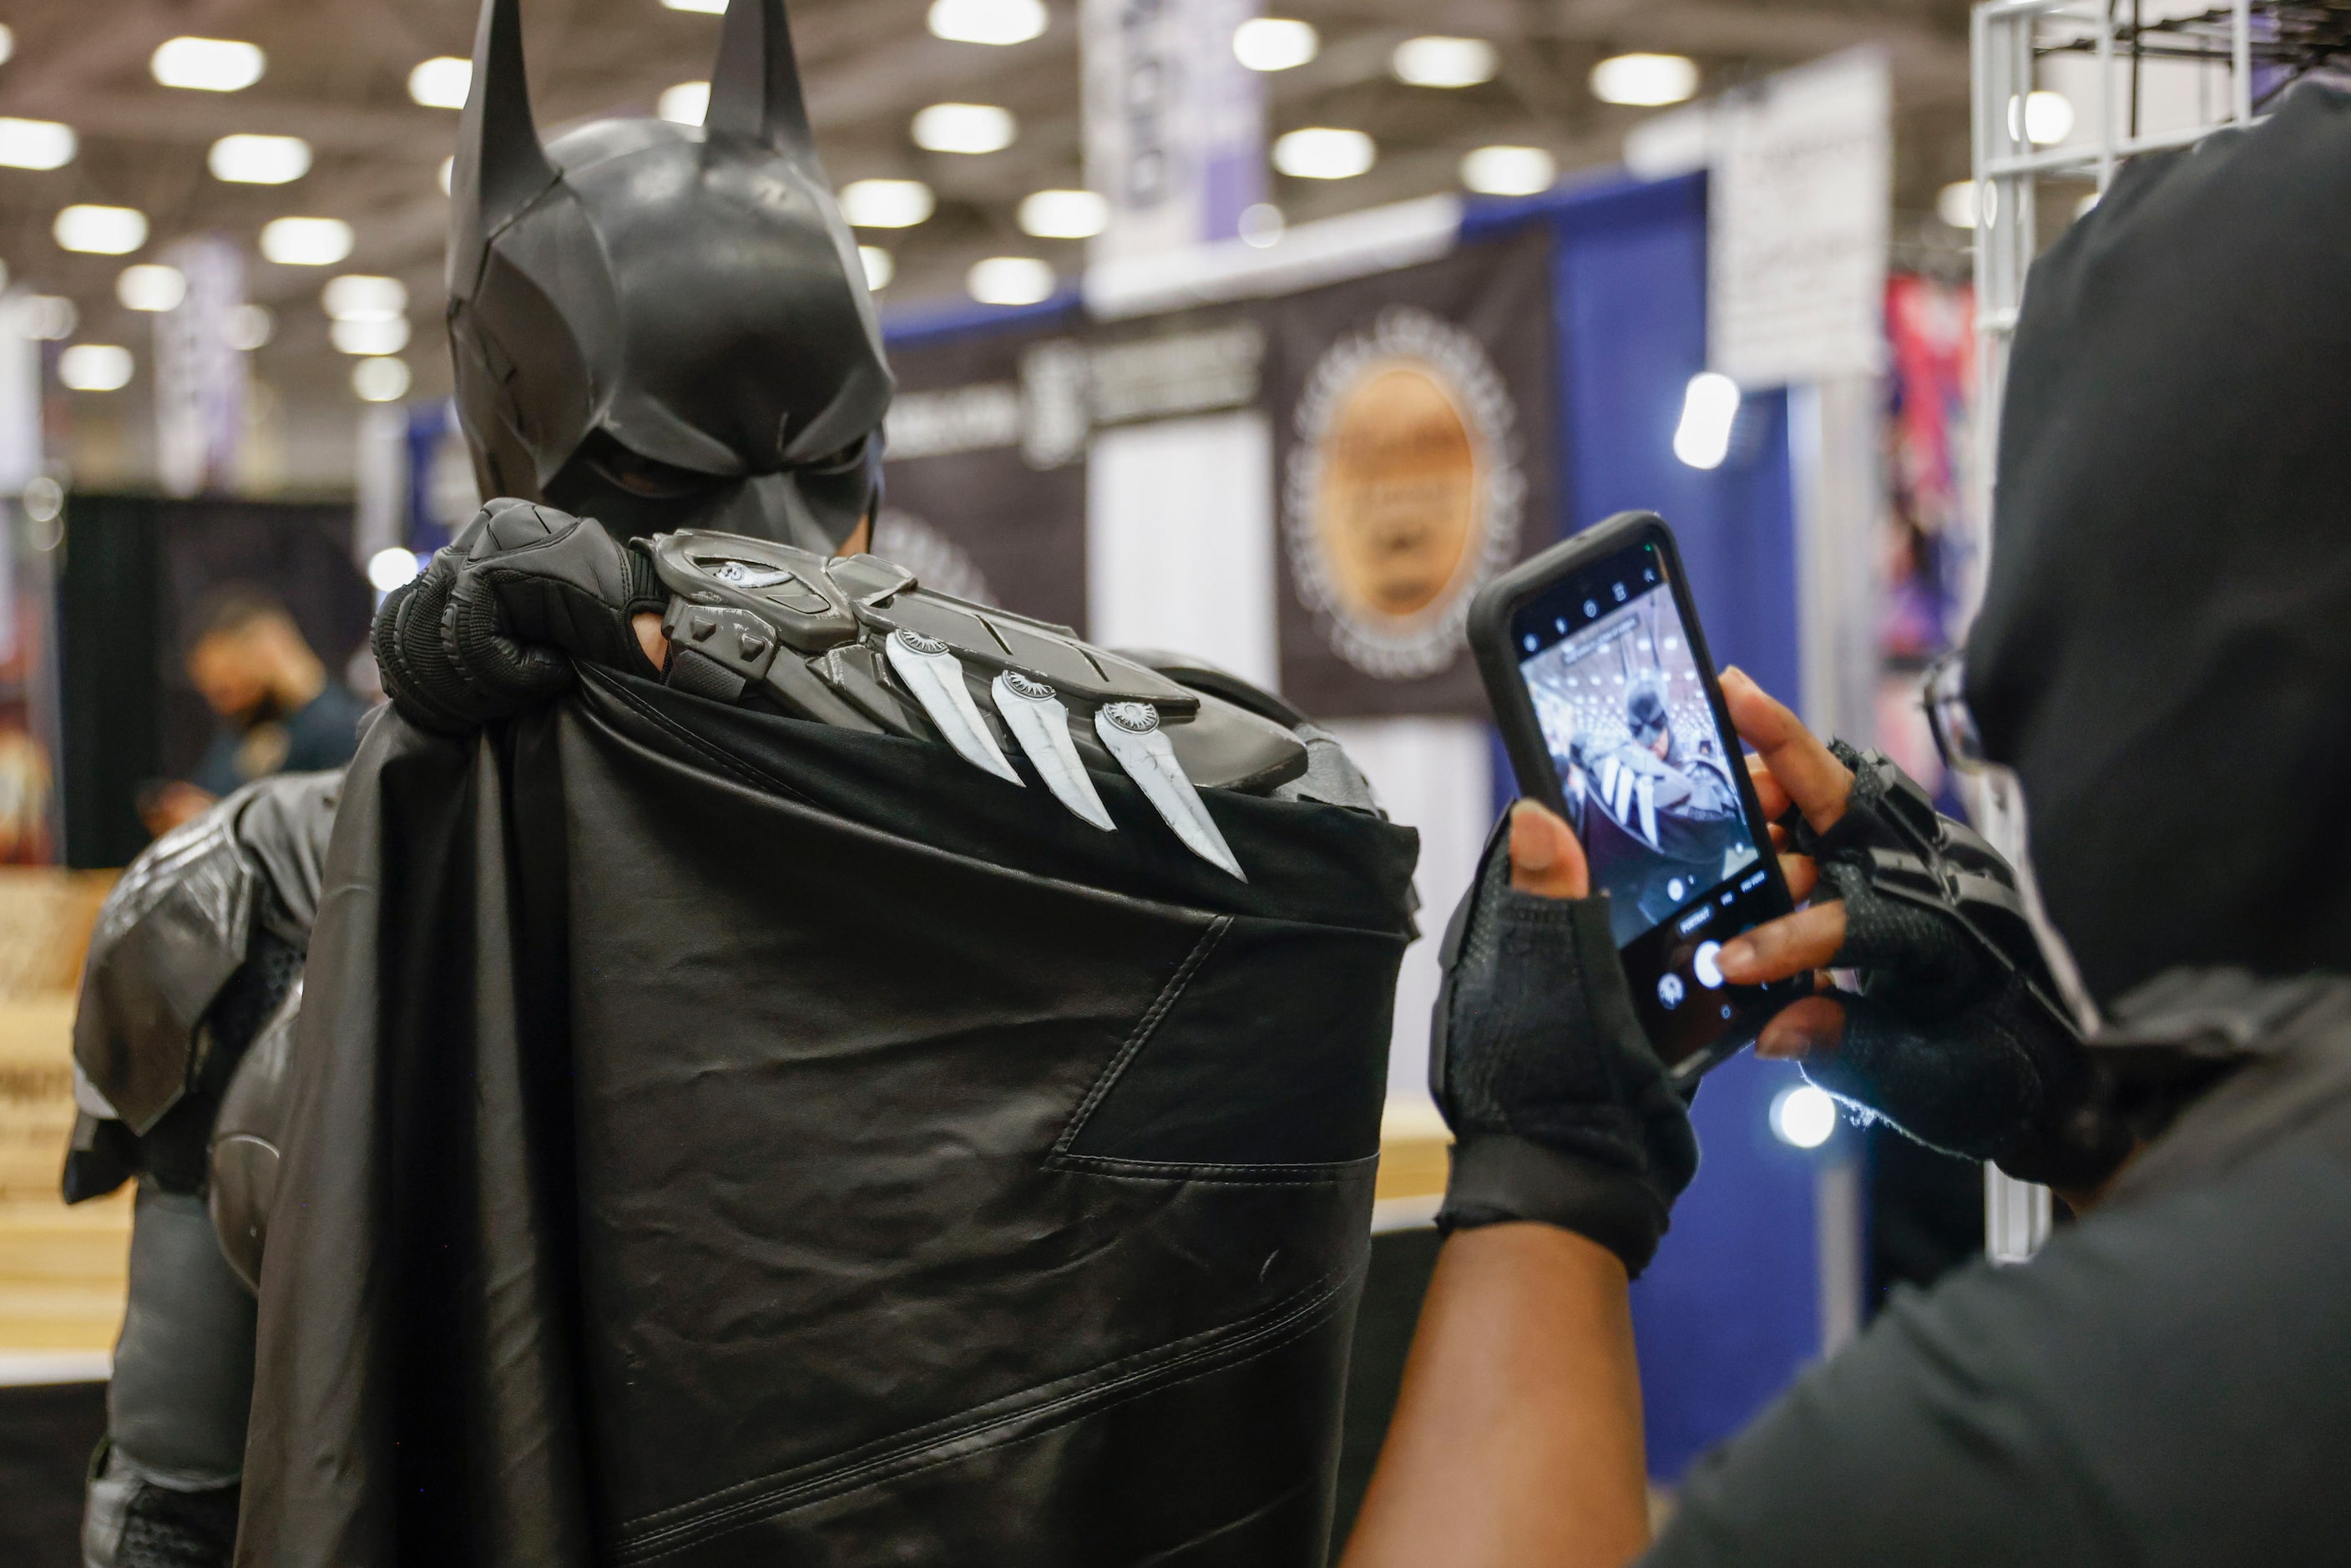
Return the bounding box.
[647,529,1310,877]
[208,977,301,1294]
[447,0,890,552]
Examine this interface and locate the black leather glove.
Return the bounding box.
[1787,742,2131,1190]
[374,498,666,733]
[1429,817,1698,1277]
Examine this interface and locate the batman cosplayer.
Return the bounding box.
[63,1,1418,1563]
[1563,675,1748,943]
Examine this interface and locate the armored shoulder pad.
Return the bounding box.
[642,531,1313,878]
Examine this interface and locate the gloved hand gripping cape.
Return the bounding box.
[236,664,1418,1565]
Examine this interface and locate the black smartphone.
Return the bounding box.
[1469,511,1805,1080]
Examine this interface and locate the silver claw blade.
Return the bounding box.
[1093,702,1246,880]
[885,630,1021,785]
[992,674,1115,830]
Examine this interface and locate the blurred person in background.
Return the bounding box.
[139,586,366,837]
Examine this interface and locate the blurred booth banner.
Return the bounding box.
[0,297,59,863]
[154,237,250,498]
[880,306,1093,632]
[1271,231,1557,716]
[402,398,483,557]
[1081,0,1267,261]
[0,295,43,495]
[1709,49,1892,388]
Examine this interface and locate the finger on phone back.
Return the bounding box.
[1716,900,1846,984]
[1722,667,1853,834]
[1779,852,1818,903]
[1756,994,1848,1060]
[1746,751,1793,821]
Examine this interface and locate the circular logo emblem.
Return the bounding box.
[1101,701,1159,735]
[1002,671,1055,702]
[893,629,949,657]
[1284,307,1524,680]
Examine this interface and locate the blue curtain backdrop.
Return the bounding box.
[1472,171,1833,1482]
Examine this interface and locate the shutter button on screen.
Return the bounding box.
[1693,940,1724,989]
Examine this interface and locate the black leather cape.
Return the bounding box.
[236,665,1418,1566]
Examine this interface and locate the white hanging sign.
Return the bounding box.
[1080,0,1267,264]
[1710,50,1891,387]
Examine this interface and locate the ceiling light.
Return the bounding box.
[660,0,727,11]
[659,81,710,125]
[209,133,311,185]
[409,57,473,109]
[1673,372,1741,470]
[353,359,413,404]
[1019,189,1109,240]
[261,217,355,266]
[1273,127,1374,180]
[1460,144,1555,196]
[1937,180,1979,230]
[928,0,1047,46]
[332,316,411,357]
[1590,53,1698,108]
[23,296,77,341]
[1233,18,1317,72]
[0,118,77,171]
[151,37,265,93]
[0,25,13,66]
[2010,89,2075,145]
[224,304,274,351]
[54,205,148,255]
[323,275,407,321]
[1393,36,1497,89]
[967,255,1054,306]
[912,103,1015,154]
[1238,202,1284,247]
[858,246,894,291]
[841,178,935,228]
[58,345,134,393]
[117,265,187,313]
[438,156,454,195]
[1770,1084,1838,1149]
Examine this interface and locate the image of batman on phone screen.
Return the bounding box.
[1520,579,1761,945]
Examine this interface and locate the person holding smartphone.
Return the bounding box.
[1342,81,2351,1568]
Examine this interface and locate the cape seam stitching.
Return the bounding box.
[1049,916,1232,1159]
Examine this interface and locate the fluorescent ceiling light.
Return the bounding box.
[1937,180,1979,230]
[323,275,407,321]
[152,37,265,92]
[260,216,354,266]
[332,316,411,357]
[59,345,134,392]
[409,57,473,109]
[2011,89,2075,145]
[967,255,1054,306]
[0,118,77,171]
[1460,144,1555,196]
[1590,53,1698,108]
[1019,189,1109,240]
[0,25,13,66]
[858,246,894,291]
[660,0,726,11]
[367,544,422,589]
[54,205,148,255]
[912,103,1015,154]
[1233,18,1317,72]
[840,178,935,228]
[1393,36,1497,89]
[928,0,1047,46]
[209,133,311,185]
[1273,127,1374,180]
[117,265,187,313]
[23,296,77,341]
[659,81,710,125]
[1672,372,1741,470]
[353,359,414,404]
[224,304,274,351]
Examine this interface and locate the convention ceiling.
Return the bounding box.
[0,0,1974,409]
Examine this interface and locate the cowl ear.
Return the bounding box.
[705,0,818,166]
[447,0,559,299]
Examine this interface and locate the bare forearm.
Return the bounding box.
[1342,1223,1651,1568]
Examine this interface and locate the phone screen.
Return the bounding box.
[1507,534,1789,1071]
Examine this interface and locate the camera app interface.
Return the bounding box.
[1509,536,1785,1069]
